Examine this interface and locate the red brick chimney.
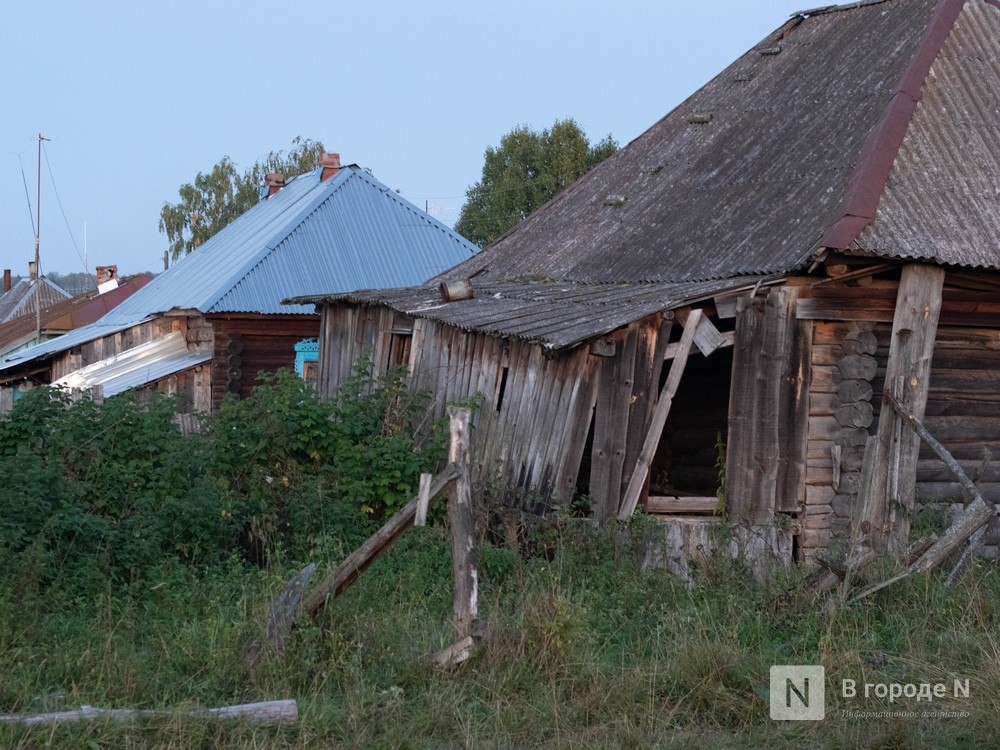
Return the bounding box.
[2,269,10,293]
[265,173,286,199]
[320,153,341,182]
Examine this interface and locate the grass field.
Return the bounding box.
[1,517,997,749]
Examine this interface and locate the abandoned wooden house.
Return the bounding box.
[292,0,1000,567]
[0,154,477,411]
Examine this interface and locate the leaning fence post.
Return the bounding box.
[447,407,478,639]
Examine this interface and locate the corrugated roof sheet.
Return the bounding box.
[0,274,153,357]
[52,332,211,397]
[0,278,72,323]
[441,0,998,285]
[851,0,1000,265]
[292,276,779,351]
[0,165,477,371]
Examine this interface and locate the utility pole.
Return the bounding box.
[34,133,50,342]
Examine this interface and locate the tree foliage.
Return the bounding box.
[159,137,325,260]
[455,119,617,248]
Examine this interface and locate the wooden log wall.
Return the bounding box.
[801,277,1000,563]
[804,321,878,561]
[317,304,675,511]
[208,314,319,411]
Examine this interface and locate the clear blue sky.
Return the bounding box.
[2,0,806,277]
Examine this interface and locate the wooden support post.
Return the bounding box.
[245,563,316,668]
[619,309,703,520]
[447,407,478,638]
[415,473,432,527]
[855,265,944,560]
[0,388,12,415]
[303,465,459,620]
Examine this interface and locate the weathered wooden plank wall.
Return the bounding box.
[726,288,810,544]
[318,304,674,511]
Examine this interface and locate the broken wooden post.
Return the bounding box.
[303,465,459,620]
[854,264,944,560]
[618,308,703,519]
[845,393,997,602]
[245,563,316,668]
[447,406,478,638]
[415,472,432,527]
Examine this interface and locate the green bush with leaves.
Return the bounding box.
[0,388,226,592]
[0,364,446,595]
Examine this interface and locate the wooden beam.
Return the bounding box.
[669,312,731,358]
[303,465,459,620]
[854,265,944,560]
[0,700,298,727]
[646,496,718,514]
[619,309,703,520]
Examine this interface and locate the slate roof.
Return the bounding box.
[0,164,478,371]
[0,277,72,323]
[438,0,1000,285]
[290,276,779,351]
[0,274,153,357]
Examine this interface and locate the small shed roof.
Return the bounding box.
[290,276,778,351]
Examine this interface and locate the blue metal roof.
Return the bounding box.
[0,165,478,370]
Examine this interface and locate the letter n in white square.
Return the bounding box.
[770,665,825,720]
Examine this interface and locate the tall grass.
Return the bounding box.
[1,518,998,748]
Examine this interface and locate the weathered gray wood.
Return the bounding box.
[857,265,944,559]
[834,402,873,428]
[677,308,729,357]
[837,354,878,381]
[726,296,766,523]
[0,700,298,726]
[415,473,432,527]
[646,496,719,514]
[618,309,703,520]
[843,330,879,356]
[304,465,459,620]
[429,635,474,668]
[245,563,317,669]
[622,316,672,508]
[447,407,478,638]
[776,289,812,514]
[836,379,874,403]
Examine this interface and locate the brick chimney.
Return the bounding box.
[28,261,37,282]
[320,153,341,182]
[2,269,10,293]
[265,173,286,199]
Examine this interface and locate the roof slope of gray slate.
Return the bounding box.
[437,0,999,285]
[0,278,72,323]
[291,276,777,351]
[0,165,478,371]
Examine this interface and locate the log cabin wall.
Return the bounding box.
[207,314,319,411]
[317,304,675,512]
[799,276,1000,563]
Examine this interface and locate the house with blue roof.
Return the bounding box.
[0,153,478,411]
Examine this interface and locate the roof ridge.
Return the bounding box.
[792,0,894,19]
[818,0,967,252]
[202,167,356,312]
